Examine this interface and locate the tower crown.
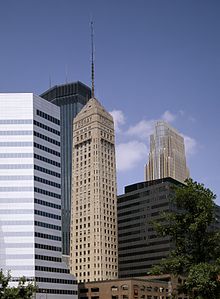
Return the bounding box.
[74,97,113,123]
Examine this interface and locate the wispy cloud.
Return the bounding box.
[126,120,155,140]
[111,108,198,172]
[182,134,197,157]
[126,110,176,140]
[116,141,147,171]
[161,110,176,123]
[109,110,125,132]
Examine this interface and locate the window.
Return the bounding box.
[80,289,88,294]
[91,288,99,292]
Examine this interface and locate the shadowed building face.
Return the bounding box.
[41,81,91,255]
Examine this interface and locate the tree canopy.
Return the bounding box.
[150,178,220,299]
[0,270,37,299]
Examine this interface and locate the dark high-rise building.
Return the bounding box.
[118,178,220,279]
[41,81,91,255]
[117,177,179,278]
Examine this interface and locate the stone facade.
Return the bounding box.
[70,97,118,282]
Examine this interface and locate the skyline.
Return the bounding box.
[0,0,219,201]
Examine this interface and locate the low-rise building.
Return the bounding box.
[78,275,188,299]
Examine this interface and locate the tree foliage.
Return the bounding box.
[150,178,220,299]
[0,270,37,299]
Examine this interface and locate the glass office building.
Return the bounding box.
[41,81,91,255]
[145,121,189,184]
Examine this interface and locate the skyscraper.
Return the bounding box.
[70,97,118,282]
[145,121,189,183]
[117,178,178,278]
[41,81,91,255]
[0,93,77,298]
[118,178,220,278]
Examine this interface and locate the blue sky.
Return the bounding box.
[0,1,219,201]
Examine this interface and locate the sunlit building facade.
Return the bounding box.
[0,93,77,298]
[70,97,118,282]
[145,121,189,183]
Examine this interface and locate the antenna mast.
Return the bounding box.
[91,21,95,98]
[49,74,52,89]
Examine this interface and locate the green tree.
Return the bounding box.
[0,270,37,299]
[150,178,220,299]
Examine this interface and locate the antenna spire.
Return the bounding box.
[65,64,68,84]
[49,74,52,89]
[91,20,95,98]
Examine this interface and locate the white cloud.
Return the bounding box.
[112,109,197,173]
[182,134,197,157]
[109,110,125,132]
[126,120,154,140]
[126,110,177,140]
[116,141,147,172]
[161,110,176,123]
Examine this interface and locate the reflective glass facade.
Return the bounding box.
[145,121,189,184]
[41,82,91,255]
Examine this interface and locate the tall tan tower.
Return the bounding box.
[70,97,118,282]
[145,121,189,183]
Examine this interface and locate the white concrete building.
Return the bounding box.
[0,93,77,298]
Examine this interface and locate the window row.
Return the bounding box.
[35,198,61,210]
[35,220,61,231]
[36,109,60,125]
[34,142,60,157]
[0,130,32,135]
[34,120,60,136]
[76,131,92,142]
[35,209,61,220]
[35,254,61,262]
[0,119,32,124]
[36,276,76,285]
[35,231,61,241]
[34,131,60,146]
[37,288,77,295]
[34,153,60,167]
[34,187,61,199]
[34,165,60,178]
[35,265,69,273]
[34,175,61,189]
